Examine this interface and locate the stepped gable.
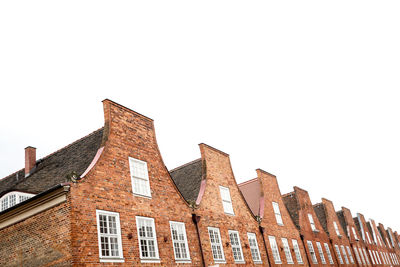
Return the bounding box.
[0,128,103,197]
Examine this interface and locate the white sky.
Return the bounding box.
[1,1,399,232]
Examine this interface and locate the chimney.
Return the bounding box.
[25,146,36,177]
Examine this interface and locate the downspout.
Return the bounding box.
[192,213,206,267]
[259,226,272,267]
[329,238,340,266]
[300,234,312,267]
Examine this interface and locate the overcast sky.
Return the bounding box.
[1,1,399,232]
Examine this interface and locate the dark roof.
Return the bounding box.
[314,203,328,235]
[282,192,300,229]
[336,210,348,236]
[0,128,104,197]
[169,159,202,203]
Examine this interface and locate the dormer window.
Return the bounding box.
[219,186,234,215]
[0,192,35,212]
[308,213,317,231]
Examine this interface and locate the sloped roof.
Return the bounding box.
[282,192,300,229]
[0,128,104,197]
[169,159,202,203]
[314,203,328,234]
[238,178,260,216]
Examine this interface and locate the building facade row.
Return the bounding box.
[0,99,399,266]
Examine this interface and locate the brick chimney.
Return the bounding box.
[25,146,36,177]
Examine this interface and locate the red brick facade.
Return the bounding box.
[1,99,400,267]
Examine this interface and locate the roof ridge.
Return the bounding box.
[238,177,258,186]
[0,127,103,182]
[169,158,201,173]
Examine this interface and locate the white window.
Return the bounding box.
[353,246,362,265]
[352,227,359,240]
[376,251,382,264]
[346,246,354,263]
[169,221,190,262]
[269,236,282,264]
[340,245,349,264]
[136,216,159,261]
[335,244,344,264]
[308,213,317,231]
[368,250,375,265]
[380,251,385,264]
[362,248,370,264]
[324,243,334,264]
[247,233,262,263]
[373,250,380,264]
[208,227,225,263]
[316,242,326,264]
[366,231,372,244]
[272,202,283,225]
[307,241,318,264]
[282,238,294,264]
[292,239,303,264]
[333,221,341,236]
[96,210,124,262]
[129,157,151,197]
[386,237,392,248]
[219,186,234,215]
[229,230,244,263]
[0,192,35,212]
[359,247,366,264]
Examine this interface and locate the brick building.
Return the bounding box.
[282,187,338,267]
[170,144,269,266]
[239,169,308,267]
[0,99,399,267]
[354,213,380,266]
[313,199,357,267]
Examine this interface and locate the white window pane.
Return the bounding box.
[335,245,344,264]
[282,238,294,264]
[341,245,349,264]
[269,236,282,263]
[170,221,190,261]
[292,239,303,264]
[324,243,334,264]
[316,242,326,264]
[96,210,123,260]
[219,186,234,215]
[129,157,151,197]
[307,241,318,264]
[136,217,159,260]
[208,227,225,262]
[248,233,262,263]
[229,231,244,262]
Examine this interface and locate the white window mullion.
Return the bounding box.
[247,233,262,263]
[269,236,282,264]
[129,157,151,197]
[324,243,334,264]
[307,241,318,264]
[96,210,124,262]
[169,221,190,262]
[136,216,160,262]
[229,230,244,263]
[282,238,294,264]
[208,227,225,263]
[292,239,304,264]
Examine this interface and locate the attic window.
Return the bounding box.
[272,202,283,225]
[333,221,341,236]
[219,186,234,215]
[308,213,317,231]
[0,192,35,212]
[129,157,151,198]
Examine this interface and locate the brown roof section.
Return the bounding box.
[238,178,261,216]
[169,158,202,203]
[0,128,104,197]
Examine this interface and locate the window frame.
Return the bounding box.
[228,230,245,263]
[135,216,160,262]
[247,233,262,264]
[269,236,282,264]
[334,244,344,264]
[169,221,191,262]
[95,210,124,263]
[219,186,234,215]
[340,245,349,264]
[324,243,334,264]
[307,240,318,264]
[292,239,304,264]
[272,202,283,225]
[346,245,354,264]
[316,242,326,264]
[282,238,294,264]
[208,227,225,263]
[129,157,152,198]
[308,213,317,232]
[333,221,341,236]
[352,227,359,240]
[0,191,35,212]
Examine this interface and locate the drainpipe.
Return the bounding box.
[300,234,312,267]
[258,226,272,267]
[329,238,340,266]
[192,213,206,267]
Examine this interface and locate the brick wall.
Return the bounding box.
[69,100,202,266]
[0,201,72,267]
[193,143,269,266]
[257,169,308,266]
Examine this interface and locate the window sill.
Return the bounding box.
[224,212,235,216]
[253,261,263,264]
[175,260,192,264]
[100,258,125,263]
[312,229,320,233]
[278,223,284,226]
[234,261,246,264]
[140,258,161,263]
[214,260,226,264]
[133,193,152,199]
